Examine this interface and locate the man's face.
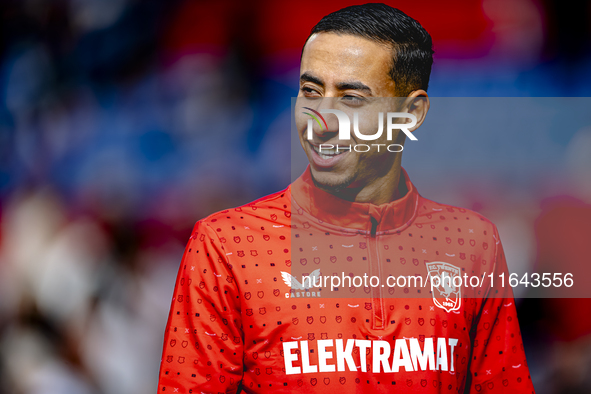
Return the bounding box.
[296,32,403,192]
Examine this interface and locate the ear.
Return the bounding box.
[402,90,430,132]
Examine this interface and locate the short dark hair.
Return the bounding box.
[304,3,434,96]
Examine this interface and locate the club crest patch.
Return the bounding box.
[426,261,462,312]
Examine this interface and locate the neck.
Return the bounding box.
[314,162,407,206]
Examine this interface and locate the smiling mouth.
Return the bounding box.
[310,143,348,160]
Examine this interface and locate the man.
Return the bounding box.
[157,4,535,393]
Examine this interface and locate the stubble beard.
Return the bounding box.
[310,169,357,195]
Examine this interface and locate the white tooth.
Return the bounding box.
[312,144,347,157]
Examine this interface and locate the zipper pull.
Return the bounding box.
[370,216,378,237]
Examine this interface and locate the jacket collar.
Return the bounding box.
[288,166,420,234]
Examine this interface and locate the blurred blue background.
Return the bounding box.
[0,0,590,393]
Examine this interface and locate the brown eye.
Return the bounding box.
[342,95,364,106]
[302,87,321,97]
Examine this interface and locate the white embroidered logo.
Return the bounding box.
[426,262,462,313]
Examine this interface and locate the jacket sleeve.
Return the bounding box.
[467,226,535,393]
[157,220,243,393]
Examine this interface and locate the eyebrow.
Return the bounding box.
[300,72,323,86]
[300,72,373,94]
[336,81,372,93]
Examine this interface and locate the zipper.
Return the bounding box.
[368,216,385,330]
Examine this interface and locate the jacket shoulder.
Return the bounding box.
[191,186,291,234]
[416,196,499,233]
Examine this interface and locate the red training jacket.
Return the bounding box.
[157,167,535,393]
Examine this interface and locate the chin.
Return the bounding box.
[309,167,355,192]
